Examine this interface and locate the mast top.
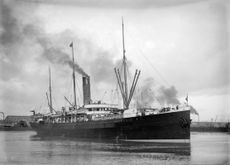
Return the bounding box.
[122,17,126,60]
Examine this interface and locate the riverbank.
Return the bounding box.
[191,121,229,132]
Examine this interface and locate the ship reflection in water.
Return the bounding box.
[32,135,191,155]
[0,131,229,165]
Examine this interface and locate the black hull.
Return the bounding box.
[30,110,190,139]
[0,127,32,131]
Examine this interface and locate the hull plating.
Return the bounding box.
[30,110,190,139]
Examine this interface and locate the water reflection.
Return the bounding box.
[30,134,191,165]
[31,134,190,154]
[1,132,228,165]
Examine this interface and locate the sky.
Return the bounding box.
[0,0,229,121]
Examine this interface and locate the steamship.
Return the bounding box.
[30,21,190,140]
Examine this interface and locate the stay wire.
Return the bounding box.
[126,31,171,87]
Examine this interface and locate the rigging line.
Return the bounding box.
[112,83,117,103]
[116,55,124,74]
[125,31,170,87]
[40,97,44,113]
[110,89,113,104]
[69,76,73,105]
[142,53,170,87]
[67,75,73,105]
[101,91,107,101]
[38,105,42,113]
[126,63,132,83]
[112,78,119,104]
[64,77,71,107]
[40,102,45,113]
[68,71,81,106]
[114,65,122,105]
[52,97,57,110]
[119,61,130,87]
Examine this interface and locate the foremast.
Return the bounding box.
[46,67,54,114]
[122,18,128,105]
[49,67,53,113]
[70,42,77,109]
[114,18,141,109]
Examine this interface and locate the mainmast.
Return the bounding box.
[70,42,77,109]
[114,18,141,110]
[122,18,128,104]
[48,67,53,113]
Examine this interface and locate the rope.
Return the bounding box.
[126,31,171,87]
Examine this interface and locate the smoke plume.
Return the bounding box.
[1,1,180,110]
[0,1,90,79]
[157,86,180,105]
[68,60,89,77]
[135,78,155,108]
[134,77,180,107]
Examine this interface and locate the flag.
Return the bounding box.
[185,94,188,102]
[69,42,73,47]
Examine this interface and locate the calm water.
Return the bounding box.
[0,131,229,165]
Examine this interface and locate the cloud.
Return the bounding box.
[22,0,209,9]
[0,1,117,81]
[0,0,124,115]
[0,1,29,81]
[0,0,229,122]
[0,0,92,82]
[90,51,115,83]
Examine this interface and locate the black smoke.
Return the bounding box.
[134,78,180,107]
[0,1,98,79]
[157,86,180,105]
[135,78,155,108]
